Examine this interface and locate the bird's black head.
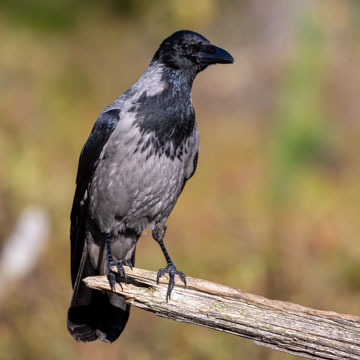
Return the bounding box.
[152,30,234,74]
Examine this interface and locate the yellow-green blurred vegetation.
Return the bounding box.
[1,0,360,359]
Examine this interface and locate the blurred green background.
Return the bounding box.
[1,0,360,359]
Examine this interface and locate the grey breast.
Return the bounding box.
[88,111,199,236]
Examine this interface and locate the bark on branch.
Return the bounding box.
[83,267,360,359]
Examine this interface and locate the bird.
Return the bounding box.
[67,30,234,343]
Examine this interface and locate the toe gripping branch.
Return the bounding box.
[105,233,129,291]
[153,224,187,301]
[157,259,187,302]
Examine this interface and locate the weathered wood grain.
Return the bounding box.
[83,267,360,359]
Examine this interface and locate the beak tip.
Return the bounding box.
[199,46,235,65]
[228,55,235,64]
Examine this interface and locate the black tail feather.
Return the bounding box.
[67,291,130,343]
[67,245,131,343]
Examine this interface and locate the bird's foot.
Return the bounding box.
[157,263,186,301]
[122,258,133,270]
[107,271,118,292]
[108,260,128,291]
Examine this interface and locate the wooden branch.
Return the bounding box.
[83,267,360,359]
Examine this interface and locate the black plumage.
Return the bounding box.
[68,30,234,343]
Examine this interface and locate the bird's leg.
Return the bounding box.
[152,223,186,301]
[105,233,126,291]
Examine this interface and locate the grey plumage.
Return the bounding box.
[68,30,234,343]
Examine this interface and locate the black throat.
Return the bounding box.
[131,66,196,160]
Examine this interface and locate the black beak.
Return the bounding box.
[198,45,235,64]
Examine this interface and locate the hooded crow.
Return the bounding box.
[68,30,234,343]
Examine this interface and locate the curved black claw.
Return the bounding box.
[157,263,187,301]
[122,258,133,270]
[108,272,117,292]
[108,260,128,291]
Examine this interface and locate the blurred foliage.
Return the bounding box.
[269,12,331,205]
[1,0,360,359]
[0,0,219,32]
[0,0,83,31]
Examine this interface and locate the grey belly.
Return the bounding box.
[88,145,186,235]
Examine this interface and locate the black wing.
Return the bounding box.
[70,109,121,286]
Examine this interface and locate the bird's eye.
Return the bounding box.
[182,44,189,51]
